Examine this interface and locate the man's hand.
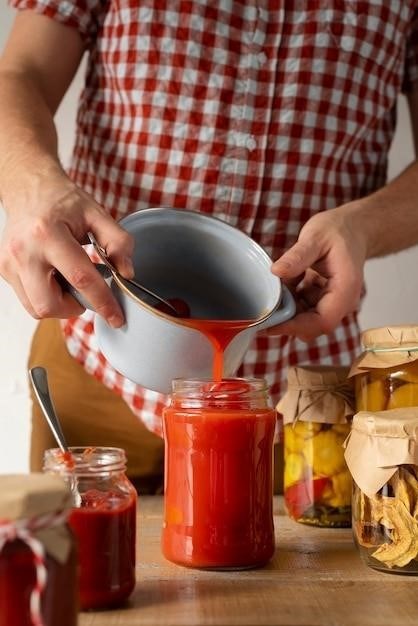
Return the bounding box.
[269,206,367,342]
[0,12,134,328]
[0,168,134,327]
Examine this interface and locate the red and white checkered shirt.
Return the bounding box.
[10,0,418,437]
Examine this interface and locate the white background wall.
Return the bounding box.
[0,5,417,473]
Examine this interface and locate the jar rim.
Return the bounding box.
[43,446,127,476]
[168,378,272,410]
[171,377,268,391]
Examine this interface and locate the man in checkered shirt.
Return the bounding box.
[0,2,417,491]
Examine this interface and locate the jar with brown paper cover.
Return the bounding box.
[351,326,418,412]
[345,409,418,574]
[0,473,78,626]
[277,366,355,527]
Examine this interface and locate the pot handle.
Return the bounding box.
[55,264,111,311]
[256,285,296,332]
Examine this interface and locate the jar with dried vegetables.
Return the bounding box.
[277,366,355,527]
[345,409,418,574]
[351,326,418,412]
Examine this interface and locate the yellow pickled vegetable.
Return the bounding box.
[387,382,418,409]
[284,452,305,488]
[321,471,351,508]
[389,362,418,384]
[356,378,387,412]
[311,430,346,477]
[293,420,321,439]
[331,470,352,507]
[321,482,335,505]
[284,425,305,454]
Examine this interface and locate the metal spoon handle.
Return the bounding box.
[87,231,180,316]
[29,367,69,453]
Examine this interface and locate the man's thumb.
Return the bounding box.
[271,239,319,279]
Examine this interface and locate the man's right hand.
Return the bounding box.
[0,13,134,328]
[0,168,134,327]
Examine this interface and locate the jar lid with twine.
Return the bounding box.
[276,365,355,425]
[344,408,418,497]
[349,325,418,376]
[0,473,74,626]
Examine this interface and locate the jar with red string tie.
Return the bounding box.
[0,473,78,626]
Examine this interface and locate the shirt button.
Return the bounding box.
[257,52,267,66]
[246,136,257,151]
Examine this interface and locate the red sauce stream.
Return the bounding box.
[156,298,256,380]
[186,319,253,380]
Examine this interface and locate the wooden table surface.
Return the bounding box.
[80,496,418,626]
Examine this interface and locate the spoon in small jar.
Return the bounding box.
[29,366,82,506]
[87,232,181,317]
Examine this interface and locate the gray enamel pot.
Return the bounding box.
[74,208,296,393]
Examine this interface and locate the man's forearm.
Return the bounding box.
[0,70,63,208]
[343,160,418,258]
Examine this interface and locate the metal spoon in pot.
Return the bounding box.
[87,232,181,317]
[29,366,82,506]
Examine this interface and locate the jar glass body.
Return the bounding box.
[0,527,78,626]
[44,447,137,610]
[284,421,352,527]
[355,359,418,412]
[162,378,276,569]
[352,465,418,574]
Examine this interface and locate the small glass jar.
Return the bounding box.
[0,473,78,626]
[162,378,276,569]
[44,446,137,610]
[354,325,418,412]
[278,366,354,527]
[346,409,418,575]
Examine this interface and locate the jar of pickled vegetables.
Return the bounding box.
[351,325,418,412]
[0,473,78,626]
[277,366,355,527]
[345,408,418,574]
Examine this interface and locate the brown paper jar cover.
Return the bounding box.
[344,408,418,497]
[0,473,73,563]
[279,366,354,527]
[277,365,355,425]
[349,325,418,376]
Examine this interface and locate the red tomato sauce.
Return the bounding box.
[155,295,258,381]
[69,489,136,610]
[184,318,256,380]
[162,400,276,569]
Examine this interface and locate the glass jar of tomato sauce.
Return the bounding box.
[162,378,276,570]
[44,446,137,610]
[352,326,418,412]
[278,366,355,527]
[0,473,78,626]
